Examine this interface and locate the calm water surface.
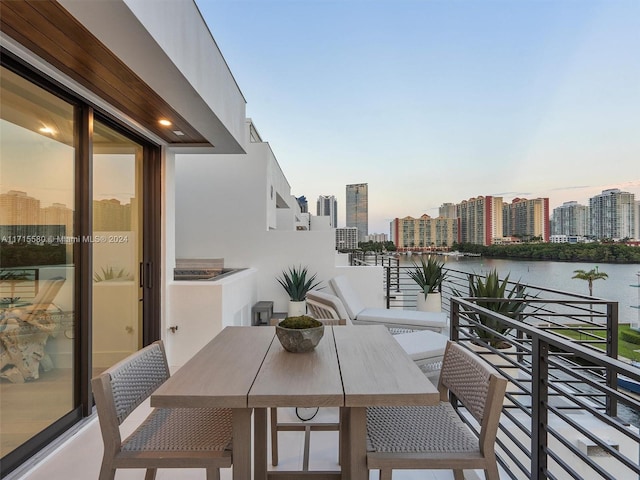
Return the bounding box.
[400,255,640,326]
[400,254,640,427]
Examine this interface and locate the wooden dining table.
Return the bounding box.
[151,324,439,480]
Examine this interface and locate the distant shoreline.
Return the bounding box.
[454,242,640,264]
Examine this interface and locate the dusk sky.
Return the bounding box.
[197,0,640,234]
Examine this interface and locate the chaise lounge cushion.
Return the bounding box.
[392,330,448,364]
[355,308,448,330]
[329,275,366,320]
[330,275,447,333]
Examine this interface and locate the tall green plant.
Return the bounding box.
[407,256,446,299]
[459,269,530,348]
[276,265,321,302]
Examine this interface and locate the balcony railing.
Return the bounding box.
[449,297,639,480]
[351,254,640,479]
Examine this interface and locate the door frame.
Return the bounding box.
[0,53,162,476]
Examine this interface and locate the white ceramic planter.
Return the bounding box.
[288,300,307,317]
[416,292,441,312]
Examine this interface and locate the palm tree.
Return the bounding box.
[572,267,608,296]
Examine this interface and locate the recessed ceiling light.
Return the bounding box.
[159,119,172,126]
[173,130,185,136]
[39,126,55,134]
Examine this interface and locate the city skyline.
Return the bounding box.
[197,0,640,234]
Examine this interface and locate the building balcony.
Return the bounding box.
[5,263,639,480]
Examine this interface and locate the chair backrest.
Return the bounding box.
[329,276,366,320]
[91,341,170,450]
[438,341,508,450]
[307,289,353,325]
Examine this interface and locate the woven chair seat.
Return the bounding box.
[122,407,233,453]
[366,404,479,455]
[92,341,234,479]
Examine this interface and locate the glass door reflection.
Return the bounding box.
[0,66,76,457]
[91,121,143,375]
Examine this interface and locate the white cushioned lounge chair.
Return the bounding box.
[307,289,448,375]
[329,275,448,334]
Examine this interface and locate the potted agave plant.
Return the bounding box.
[461,269,530,349]
[408,256,447,312]
[276,265,322,317]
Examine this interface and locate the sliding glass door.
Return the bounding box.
[91,121,144,375]
[0,65,77,459]
[0,61,160,476]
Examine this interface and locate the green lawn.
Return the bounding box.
[554,324,640,361]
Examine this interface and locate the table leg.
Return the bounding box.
[232,408,252,480]
[254,407,267,480]
[339,407,349,477]
[347,407,368,480]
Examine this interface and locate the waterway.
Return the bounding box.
[399,255,640,327]
[399,254,640,427]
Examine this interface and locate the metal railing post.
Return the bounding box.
[531,335,549,479]
[606,301,619,418]
[386,267,391,309]
[450,298,460,342]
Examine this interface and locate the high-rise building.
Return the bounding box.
[589,189,636,240]
[93,198,131,231]
[0,190,40,226]
[346,183,368,242]
[0,190,73,239]
[439,203,457,219]
[635,201,640,241]
[456,196,503,246]
[335,227,358,251]
[364,233,388,243]
[390,215,458,251]
[316,195,337,228]
[296,196,308,213]
[552,201,590,237]
[503,197,550,242]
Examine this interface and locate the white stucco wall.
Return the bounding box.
[165,268,257,367]
[173,124,384,315]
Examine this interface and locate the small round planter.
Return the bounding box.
[287,300,307,317]
[416,292,441,312]
[276,319,324,353]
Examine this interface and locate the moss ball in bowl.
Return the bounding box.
[276,315,324,352]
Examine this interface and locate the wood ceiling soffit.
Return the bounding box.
[1,0,209,145]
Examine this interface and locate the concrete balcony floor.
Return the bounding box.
[10,403,479,480]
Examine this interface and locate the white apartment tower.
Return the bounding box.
[335,227,359,250]
[589,189,636,240]
[635,201,640,241]
[552,201,590,237]
[439,203,457,219]
[317,195,337,228]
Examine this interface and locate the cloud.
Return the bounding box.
[548,185,592,192]
[492,191,533,198]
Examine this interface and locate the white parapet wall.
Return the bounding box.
[165,268,258,368]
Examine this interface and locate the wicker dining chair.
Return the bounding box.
[366,340,508,480]
[91,340,233,480]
